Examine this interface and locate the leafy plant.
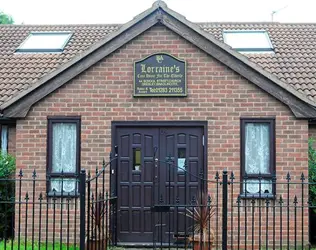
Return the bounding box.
[309,138,316,213]
[89,193,111,241]
[0,11,14,24]
[86,194,115,249]
[91,197,106,232]
[0,152,16,240]
[182,192,215,245]
[0,152,16,178]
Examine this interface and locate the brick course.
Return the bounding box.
[14,24,309,247]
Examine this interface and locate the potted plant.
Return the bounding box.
[86,194,109,250]
[183,192,215,250]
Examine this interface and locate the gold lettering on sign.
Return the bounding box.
[134,53,186,96]
[156,55,164,63]
[140,64,180,74]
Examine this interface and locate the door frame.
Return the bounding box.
[111,121,208,243]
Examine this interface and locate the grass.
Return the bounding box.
[0,241,188,250]
[2,241,316,250]
[0,241,127,250]
[0,241,79,250]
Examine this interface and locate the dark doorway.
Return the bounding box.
[112,122,206,244]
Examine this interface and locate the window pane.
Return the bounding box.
[223,31,273,50]
[50,178,77,193]
[133,148,141,171]
[1,125,8,154]
[52,123,77,173]
[18,32,71,52]
[245,123,270,174]
[243,179,272,194]
[177,148,186,172]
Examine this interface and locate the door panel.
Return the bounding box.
[117,128,158,243]
[115,126,204,244]
[158,127,204,242]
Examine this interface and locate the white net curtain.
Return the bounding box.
[51,123,77,193]
[243,123,272,194]
[1,125,8,154]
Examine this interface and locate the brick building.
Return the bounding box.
[1,1,316,248]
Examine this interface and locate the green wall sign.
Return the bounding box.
[134,53,187,97]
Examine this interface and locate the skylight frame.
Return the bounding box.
[16,32,72,53]
[223,30,274,52]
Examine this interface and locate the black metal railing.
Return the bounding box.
[0,155,117,250]
[0,162,315,249]
[0,169,81,249]
[224,172,311,250]
[150,156,313,250]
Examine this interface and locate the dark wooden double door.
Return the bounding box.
[115,126,204,244]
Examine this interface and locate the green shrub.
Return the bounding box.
[309,138,316,213]
[0,152,16,178]
[0,152,16,240]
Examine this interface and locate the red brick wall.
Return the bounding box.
[14,25,309,247]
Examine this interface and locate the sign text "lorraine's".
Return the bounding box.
[134,53,187,97]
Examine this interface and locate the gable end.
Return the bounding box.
[1,2,316,118]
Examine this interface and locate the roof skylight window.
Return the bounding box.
[223,30,273,52]
[16,32,72,52]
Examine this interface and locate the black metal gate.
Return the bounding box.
[82,146,213,249]
[82,150,118,250]
[150,154,214,249]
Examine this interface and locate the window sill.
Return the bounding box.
[239,193,275,200]
[47,191,79,198]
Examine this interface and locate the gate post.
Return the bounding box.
[222,171,228,250]
[79,169,86,250]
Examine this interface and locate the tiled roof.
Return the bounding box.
[201,22,316,102]
[1,22,316,105]
[0,24,119,106]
